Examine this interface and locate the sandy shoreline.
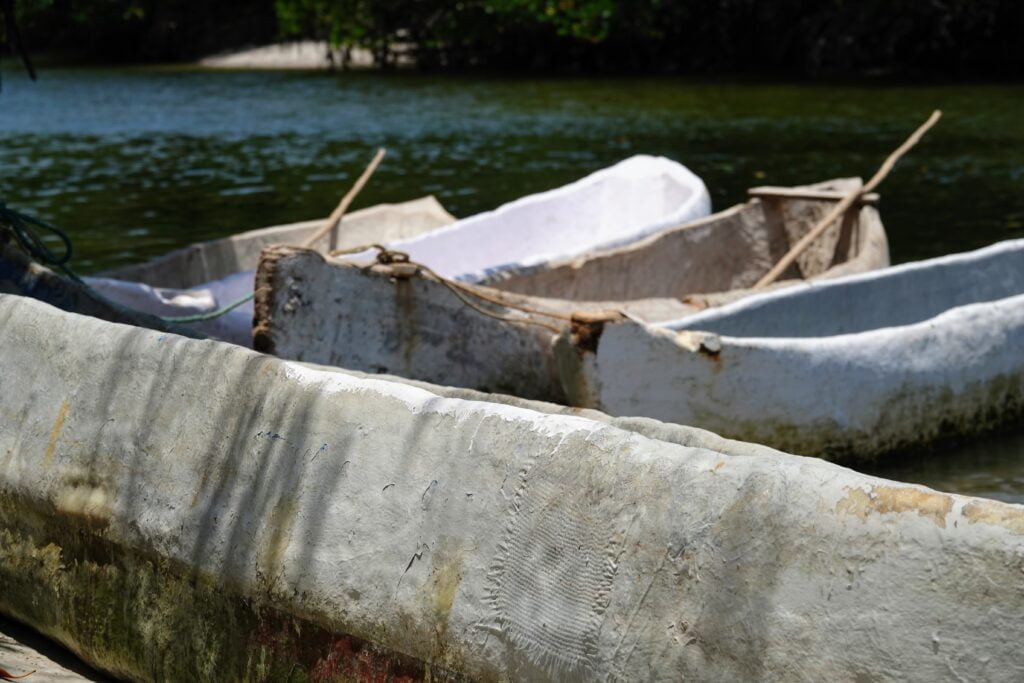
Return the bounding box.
[198,40,411,70]
[0,615,109,681]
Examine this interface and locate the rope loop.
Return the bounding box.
[327,241,572,332]
[328,243,409,265]
[0,201,73,267]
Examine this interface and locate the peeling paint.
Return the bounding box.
[835,485,953,528]
[962,499,1024,534]
[675,330,722,359]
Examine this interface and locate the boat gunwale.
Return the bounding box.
[657,237,1024,338]
[96,194,456,286]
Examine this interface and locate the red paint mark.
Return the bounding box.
[0,668,36,680]
[255,621,277,648]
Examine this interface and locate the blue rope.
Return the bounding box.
[1,201,73,270]
[0,200,242,326]
[160,291,254,323]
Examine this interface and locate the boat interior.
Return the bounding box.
[370,155,709,281]
[482,178,886,301]
[97,196,455,290]
[666,239,1024,338]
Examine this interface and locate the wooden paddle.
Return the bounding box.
[302,147,387,251]
[754,110,942,289]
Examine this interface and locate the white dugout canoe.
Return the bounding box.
[3,294,1023,680]
[558,239,1024,461]
[342,155,710,284]
[253,179,888,404]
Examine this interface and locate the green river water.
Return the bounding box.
[1,66,1022,500]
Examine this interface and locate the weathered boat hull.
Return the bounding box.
[254,180,888,403]
[252,246,697,403]
[558,239,1024,461]
[3,294,1023,681]
[82,196,458,344]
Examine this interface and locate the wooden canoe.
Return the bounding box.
[253,178,888,404]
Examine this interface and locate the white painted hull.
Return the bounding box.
[254,180,888,404]
[559,239,1024,460]
[342,155,711,283]
[1,294,1023,680]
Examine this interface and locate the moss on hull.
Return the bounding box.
[705,371,1024,464]
[0,490,464,682]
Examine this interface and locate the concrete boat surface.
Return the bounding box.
[253,179,888,404]
[558,239,1024,461]
[3,294,1023,680]
[85,196,457,344]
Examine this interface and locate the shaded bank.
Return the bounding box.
[5,0,1024,77]
[4,0,277,64]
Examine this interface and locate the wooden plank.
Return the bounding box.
[748,186,880,204]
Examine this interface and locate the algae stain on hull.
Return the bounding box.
[0,490,463,682]
[430,551,463,639]
[43,399,70,470]
[263,496,300,573]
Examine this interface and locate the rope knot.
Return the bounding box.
[375,248,410,265]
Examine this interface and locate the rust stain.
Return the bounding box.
[252,244,296,355]
[681,294,710,310]
[569,310,624,354]
[835,485,953,528]
[961,499,1024,535]
[43,399,70,470]
[394,278,418,372]
[553,329,600,409]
